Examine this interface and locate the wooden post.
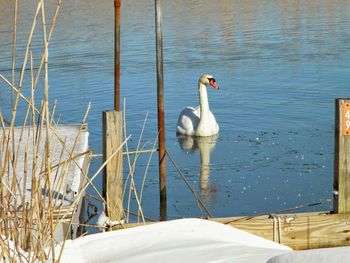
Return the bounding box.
[114,0,121,111]
[155,0,167,221]
[334,98,350,213]
[102,111,123,220]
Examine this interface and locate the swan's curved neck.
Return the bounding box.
[198,82,210,117]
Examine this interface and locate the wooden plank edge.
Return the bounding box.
[209,211,350,250]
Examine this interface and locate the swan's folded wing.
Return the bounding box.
[176,107,200,136]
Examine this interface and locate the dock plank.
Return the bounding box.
[210,212,350,250]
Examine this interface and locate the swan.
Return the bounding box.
[176,74,220,137]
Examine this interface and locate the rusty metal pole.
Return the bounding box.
[114,0,121,111]
[155,0,167,221]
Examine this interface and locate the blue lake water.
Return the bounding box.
[1,0,350,221]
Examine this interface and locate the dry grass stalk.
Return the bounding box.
[0,0,94,261]
[122,102,146,224]
[11,0,17,109]
[1,1,159,261]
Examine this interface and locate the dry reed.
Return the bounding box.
[1,1,160,261]
[0,0,93,261]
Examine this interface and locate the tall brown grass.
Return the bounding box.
[0,0,93,261]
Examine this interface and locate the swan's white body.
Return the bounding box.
[176,74,219,137]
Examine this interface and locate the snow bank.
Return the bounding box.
[60,218,292,263]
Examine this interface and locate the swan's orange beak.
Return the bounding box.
[209,80,219,90]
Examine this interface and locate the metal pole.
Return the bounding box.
[155,0,167,221]
[114,0,121,111]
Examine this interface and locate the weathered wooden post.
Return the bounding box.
[100,0,123,222]
[102,111,123,221]
[334,98,350,213]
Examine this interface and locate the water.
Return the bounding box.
[1,0,350,220]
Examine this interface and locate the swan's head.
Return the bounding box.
[199,74,219,89]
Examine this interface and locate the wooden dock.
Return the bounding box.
[210,211,350,250]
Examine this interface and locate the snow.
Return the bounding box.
[267,246,350,263]
[3,217,349,262]
[60,218,292,263]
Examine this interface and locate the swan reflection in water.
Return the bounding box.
[177,134,219,202]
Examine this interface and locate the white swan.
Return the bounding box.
[176,74,220,137]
